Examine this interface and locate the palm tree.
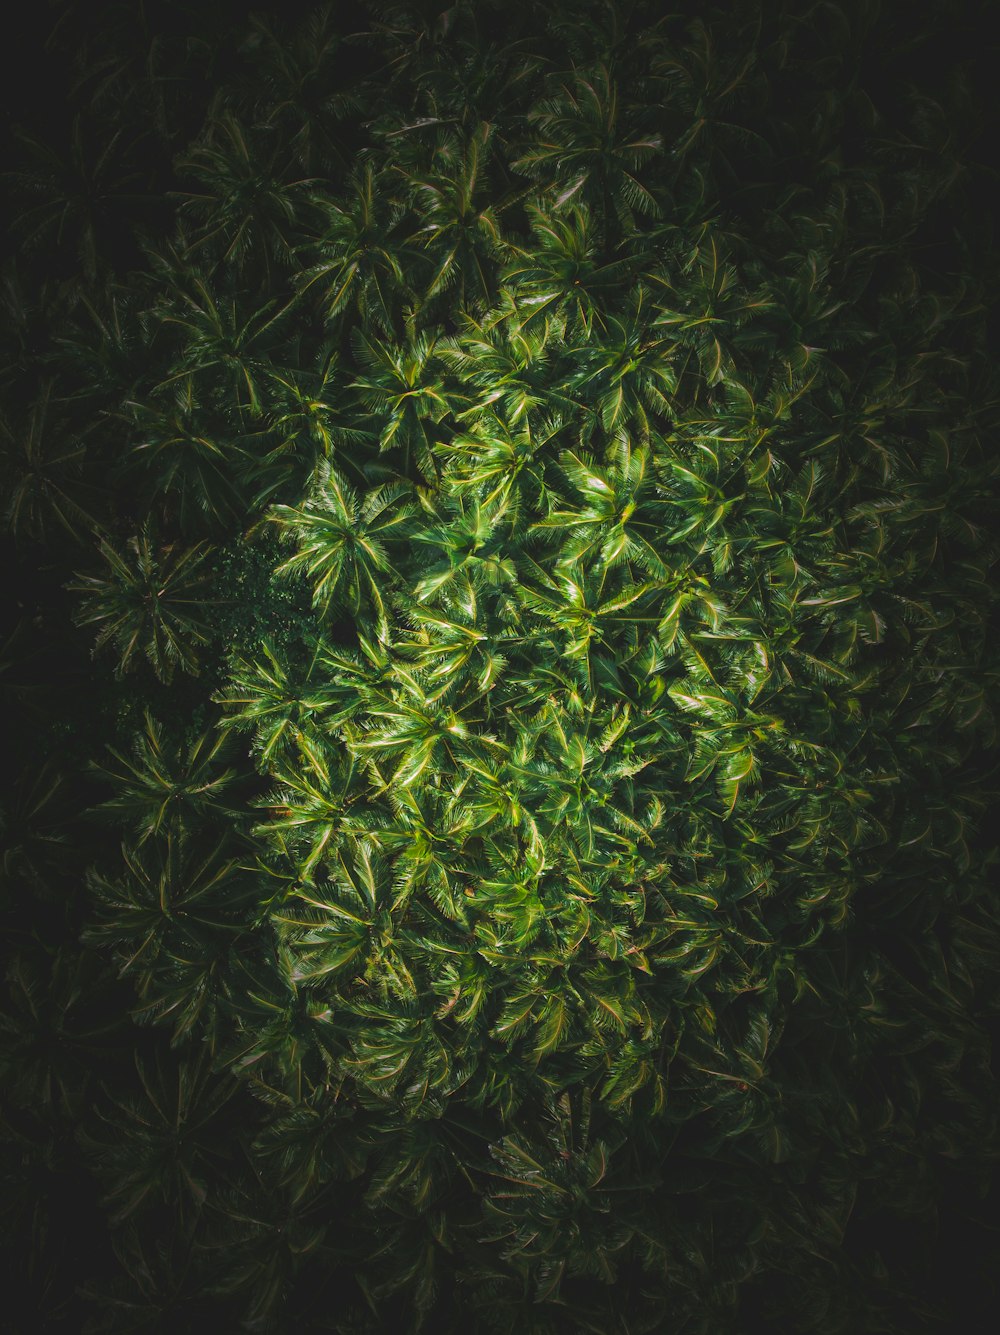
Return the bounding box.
[269,463,415,637]
[646,13,770,189]
[403,489,519,605]
[532,435,672,580]
[3,117,151,288]
[173,110,319,281]
[52,286,158,411]
[347,325,452,481]
[215,635,377,769]
[0,761,75,894]
[79,1044,240,1226]
[52,0,219,151]
[562,289,678,438]
[151,264,293,418]
[119,386,251,534]
[90,710,240,843]
[295,164,414,333]
[649,229,776,389]
[402,122,517,313]
[68,526,215,682]
[501,202,641,338]
[512,63,663,245]
[274,835,417,998]
[83,827,265,1047]
[437,307,566,426]
[0,380,105,543]
[198,1172,336,1331]
[478,1091,637,1289]
[0,945,121,1120]
[236,343,383,511]
[235,6,364,175]
[432,407,560,514]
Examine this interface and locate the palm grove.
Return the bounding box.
[1,0,998,1330]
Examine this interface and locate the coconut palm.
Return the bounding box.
[295,164,414,333]
[238,348,360,508]
[512,63,663,244]
[347,325,452,480]
[562,289,678,438]
[79,1044,240,1225]
[274,835,418,998]
[437,306,567,426]
[3,117,151,287]
[478,1090,637,1288]
[68,526,215,682]
[53,286,158,410]
[0,380,105,543]
[235,6,364,174]
[119,387,251,534]
[90,710,240,842]
[215,635,379,772]
[402,122,516,312]
[0,761,76,894]
[151,267,293,418]
[0,946,122,1118]
[501,202,641,337]
[269,463,415,637]
[649,230,777,389]
[82,827,266,1046]
[646,13,771,187]
[173,110,319,280]
[433,407,561,515]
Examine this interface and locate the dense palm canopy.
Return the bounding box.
[1,0,998,1331]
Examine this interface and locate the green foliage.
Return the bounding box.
[0,380,105,542]
[2,0,999,1331]
[68,526,215,682]
[90,710,240,841]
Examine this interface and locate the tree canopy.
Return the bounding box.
[1,1,998,1331]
